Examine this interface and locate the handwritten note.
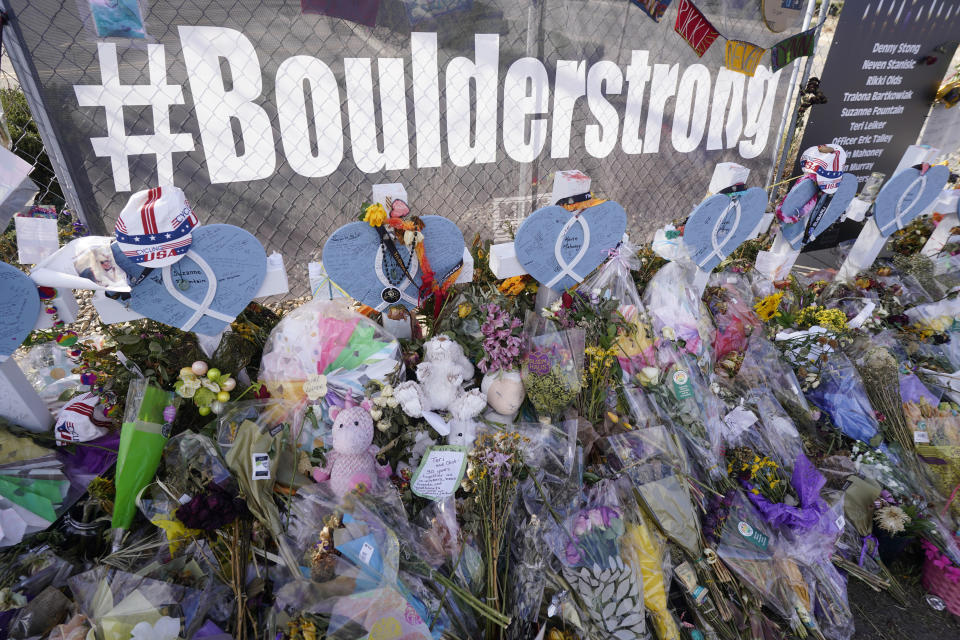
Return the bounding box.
[322,215,465,311]
[126,224,267,336]
[514,201,626,292]
[0,262,41,359]
[411,445,467,500]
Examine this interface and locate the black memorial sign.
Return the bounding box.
[794,1,960,185]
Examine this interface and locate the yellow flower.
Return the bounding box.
[753,292,783,321]
[151,515,202,554]
[751,488,760,495]
[498,276,527,295]
[363,203,388,227]
[457,302,472,318]
[815,308,848,333]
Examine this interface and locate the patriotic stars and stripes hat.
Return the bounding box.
[800,145,848,194]
[115,186,199,268]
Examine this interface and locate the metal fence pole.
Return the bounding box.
[765,0,819,196]
[0,0,93,229]
[771,0,832,191]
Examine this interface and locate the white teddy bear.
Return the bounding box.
[394,336,487,445]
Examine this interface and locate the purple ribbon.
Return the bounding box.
[859,534,878,566]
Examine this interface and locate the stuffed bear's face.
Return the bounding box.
[423,335,464,364]
[331,406,373,455]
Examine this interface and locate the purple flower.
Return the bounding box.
[163,405,177,424]
[564,540,582,565]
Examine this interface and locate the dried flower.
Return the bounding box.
[874,505,910,534]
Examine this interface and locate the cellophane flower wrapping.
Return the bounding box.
[214,400,307,573]
[706,272,762,366]
[579,239,657,381]
[641,341,726,482]
[643,260,716,368]
[68,567,195,640]
[732,334,810,425]
[281,485,454,639]
[902,399,960,519]
[706,490,794,623]
[547,479,648,640]
[258,300,401,446]
[520,317,584,420]
[806,353,881,445]
[606,426,701,558]
[781,491,855,640]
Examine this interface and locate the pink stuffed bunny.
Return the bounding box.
[312,398,391,497]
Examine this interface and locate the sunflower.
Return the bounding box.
[753,292,784,321]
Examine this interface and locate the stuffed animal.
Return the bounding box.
[312,398,391,497]
[395,336,486,442]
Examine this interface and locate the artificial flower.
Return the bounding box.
[363,203,387,227]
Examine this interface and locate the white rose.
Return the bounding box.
[387,397,399,408]
[376,420,391,432]
[662,326,676,340]
[370,408,383,421]
[636,367,660,386]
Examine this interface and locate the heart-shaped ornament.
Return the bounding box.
[874,164,951,236]
[0,262,41,360]
[322,216,465,311]
[683,187,767,271]
[514,201,627,291]
[122,224,267,336]
[781,173,859,249]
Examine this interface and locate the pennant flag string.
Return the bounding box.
[639,0,825,75]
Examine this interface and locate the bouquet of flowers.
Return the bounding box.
[462,431,528,639]
[548,481,648,640]
[520,318,584,421]
[258,300,401,420]
[636,343,725,480]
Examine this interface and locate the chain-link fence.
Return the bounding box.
[1,0,828,295]
[0,61,64,209]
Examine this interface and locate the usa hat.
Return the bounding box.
[115,186,199,268]
[800,145,847,194]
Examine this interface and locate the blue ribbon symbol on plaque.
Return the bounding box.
[514,201,627,292]
[873,164,950,237]
[683,187,767,271]
[119,224,267,336]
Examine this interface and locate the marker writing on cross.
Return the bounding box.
[74,43,194,191]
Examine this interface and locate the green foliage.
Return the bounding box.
[0,87,64,206]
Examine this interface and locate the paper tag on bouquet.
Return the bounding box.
[737,520,769,549]
[671,370,694,400]
[410,445,467,500]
